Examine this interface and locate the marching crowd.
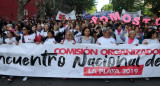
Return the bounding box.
[0,17,160,82]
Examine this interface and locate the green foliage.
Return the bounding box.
[112,0,135,13]
[111,0,159,16]
[87,6,97,14]
[101,4,113,11]
[144,0,160,14]
[58,0,96,14]
[144,8,153,16]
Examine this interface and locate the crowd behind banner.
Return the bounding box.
[0,15,160,81]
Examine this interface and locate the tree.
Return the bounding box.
[87,6,97,14]
[112,0,135,13]
[59,0,96,14]
[17,0,31,21]
[34,0,47,21]
[34,0,96,21]
[144,0,160,14]
[144,8,153,16]
[101,4,113,11]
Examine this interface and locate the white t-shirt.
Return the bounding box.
[54,31,59,36]
[42,32,48,37]
[142,39,159,44]
[59,28,65,33]
[5,37,17,44]
[20,34,35,43]
[74,31,81,42]
[61,39,76,44]
[44,38,56,44]
[114,30,123,43]
[36,30,44,36]
[70,29,76,32]
[124,37,139,45]
[96,36,116,45]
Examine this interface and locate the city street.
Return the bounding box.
[0,77,160,86]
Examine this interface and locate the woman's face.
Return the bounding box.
[99,22,102,25]
[65,32,70,39]
[148,28,152,32]
[15,26,19,31]
[152,32,157,39]
[7,31,13,38]
[47,32,53,38]
[3,26,7,30]
[118,25,122,30]
[128,26,132,31]
[32,26,36,32]
[104,24,107,27]
[145,24,148,28]
[36,24,41,31]
[103,31,110,38]
[54,25,59,31]
[44,24,49,31]
[70,24,74,29]
[135,27,139,32]
[84,29,90,36]
[82,24,86,28]
[75,25,80,31]
[22,27,29,35]
[139,28,143,32]
[130,32,136,39]
[58,22,62,27]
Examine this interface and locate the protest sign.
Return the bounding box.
[0,44,160,78]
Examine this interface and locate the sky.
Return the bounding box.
[96,0,109,12]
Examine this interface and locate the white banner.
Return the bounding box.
[121,9,141,21]
[56,10,76,20]
[0,44,160,78]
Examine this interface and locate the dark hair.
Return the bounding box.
[107,24,113,28]
[146,30,157,39]
[48,30,54,36]
[7,30,14,37]
[115,24,122,29]
[96,26,101,30]
[58,22,63,28]
[23,26,33,34]
[81,27,92,36]
[99,21,103,25]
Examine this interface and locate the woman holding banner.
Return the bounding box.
[60,31,76,44]
[96,29,116,45]
[16,26,36,81]
[135,26,144,44]
[77,27,95,44]
[41,30,57,44]
[120,28,139,82]
[142,30,159,44]
[120,28,139,45]
[142,30,159,80]
[114,24,123,44]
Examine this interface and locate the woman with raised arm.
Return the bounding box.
[120,29,139,46]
